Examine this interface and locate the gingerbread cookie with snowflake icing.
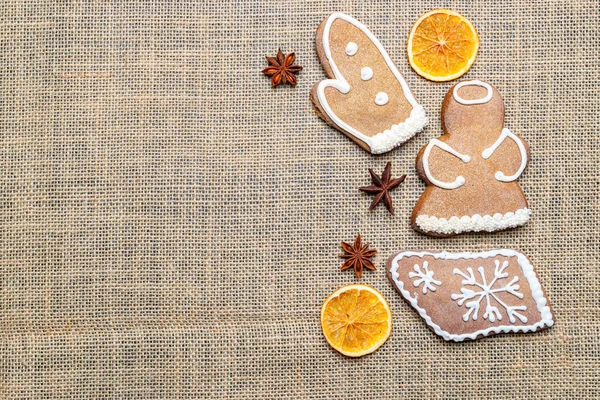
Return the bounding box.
[412,80,530,236]
[386,250,554,342]
[311,12,427,154]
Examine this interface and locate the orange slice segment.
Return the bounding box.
[321,284,392,357]
[408,9,479,82]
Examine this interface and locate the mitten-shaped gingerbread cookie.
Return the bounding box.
[311,13,427,154]
[412,80,530,236]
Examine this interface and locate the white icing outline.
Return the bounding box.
[360,66,373,81]
[317,12,427,154]
[482,128,528,182]
[389,250,554,342]
[453,80,493,105]
[415,208,531,235]
[422,139,471,189]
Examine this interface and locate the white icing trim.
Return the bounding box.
[317,12,427,154]
[415,208,531,235]
[360,67,373,81]
[389,250,554,342]
[482,128,528,182]
[375,92,388,106]
[453,80,493,105]
[422,139,471,189]
[345,42,358,56]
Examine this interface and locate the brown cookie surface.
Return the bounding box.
[412,80,530,236]
[311,13,427,154]
[387,250,554,342]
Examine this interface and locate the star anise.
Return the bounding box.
[262,49,302,87]
[339,234,377,278]
[359,162,406,215]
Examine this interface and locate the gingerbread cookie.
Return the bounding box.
[412,80,531,236]
[387,250,554,342]
[311,13,427,154]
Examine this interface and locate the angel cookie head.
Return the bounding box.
[311,13,427,154]
[442,80,505,137]
[412,80,531,236]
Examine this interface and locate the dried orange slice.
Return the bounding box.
[321,284,392,357]
[407,9,479,82]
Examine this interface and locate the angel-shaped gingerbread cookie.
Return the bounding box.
[311,13,427,154]
[412,80,530,236]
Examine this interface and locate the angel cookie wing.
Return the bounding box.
[311,13,427,154]
[482,128,528,182]
[386,250,554,342]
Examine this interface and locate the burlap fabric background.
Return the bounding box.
[1,0,599,398]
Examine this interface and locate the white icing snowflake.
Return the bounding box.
[451,260,528,323]
[409,261,441,294]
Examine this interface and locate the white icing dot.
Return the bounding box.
[375,92,389,106]
[360,67,373,81]
[345,42,358,56]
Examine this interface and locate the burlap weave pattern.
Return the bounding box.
[1,0,598,398]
